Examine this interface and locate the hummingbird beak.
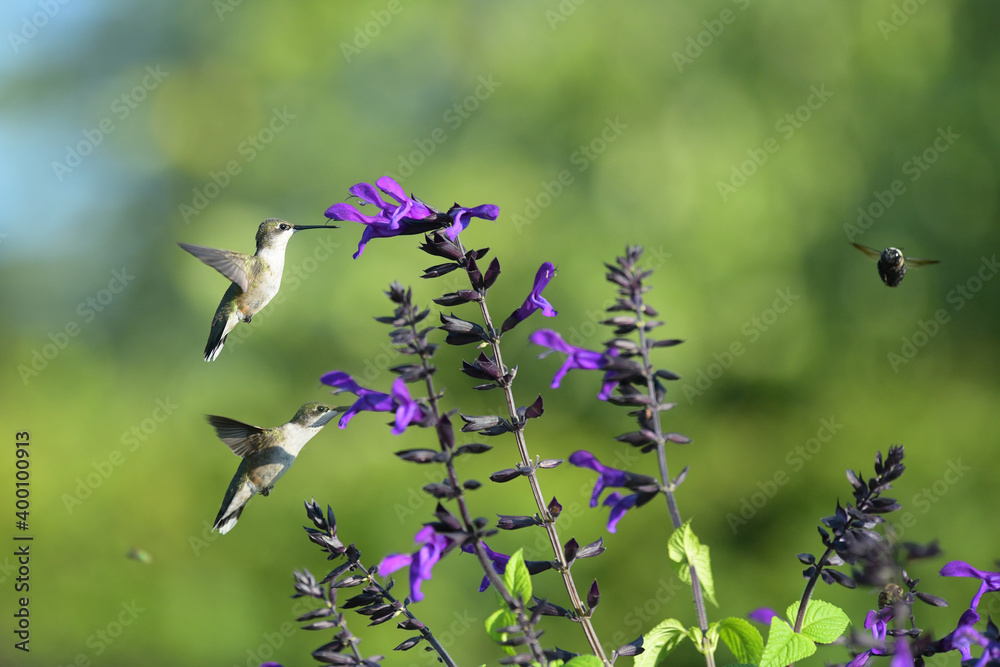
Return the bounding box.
[314,409,340,428]
[291,224,338,231]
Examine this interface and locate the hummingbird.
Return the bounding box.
[179,219,336,361]
[208,401,340,535]
[851,243,940,287]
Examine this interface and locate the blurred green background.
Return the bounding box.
[2,1,999,665]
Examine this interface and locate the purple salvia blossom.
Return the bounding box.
[940,561,1000,611]
[501,262,558,333]
[378,525,453,602]
[325,176,497,258]
[528,329,620,399]
[320,372,422,434]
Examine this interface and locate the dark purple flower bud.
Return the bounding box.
[548,497,562,518]
[497,515,541,530]
[587,580,600,609]
[501,262,558,333]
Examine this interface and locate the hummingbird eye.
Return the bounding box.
[279,223,290,231]
[316,406,328,412]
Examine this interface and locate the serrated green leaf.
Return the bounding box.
[563,656,603,667]
[634,618,688,667]
[785,599,851,644]
[547,661,565,667]
[759,616,816,667]
[503,548,532,603]
[485,609,517,656]
[666,520,718,607]
[718,617,764,665]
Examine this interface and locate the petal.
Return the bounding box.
[941,560,987,579]
[320,371,363,393]
[748,608,779,625]
[378,552,413,576]
[605,493,638,532]
[324,202,381,224]
[529,329,574,353]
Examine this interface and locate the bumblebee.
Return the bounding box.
[852,243,940,287]
[877,583,905,609]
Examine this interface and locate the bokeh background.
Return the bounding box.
[2,1,999,665]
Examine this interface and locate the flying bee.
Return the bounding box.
[852,243,940,287]
[877,582,905,609]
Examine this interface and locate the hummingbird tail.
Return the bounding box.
[204,317,232,362]
[213,506,244,535]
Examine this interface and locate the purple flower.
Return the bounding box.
[940,561,1000,611]
[444,203,500,241]
[747,608,779,625]
[865,607,893,642]
[602,491,639,533]
[325,176,498,258]
[848,646,888,667]
[460,541,510,592]
[528,329,620,399]
[378,525,452,602]
[320,372,422,434]
[890,637,913,667]
[934,608,981,661]
[501,262,558,333]
[569,451,658,532]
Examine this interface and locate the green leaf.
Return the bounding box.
[634,618,689,667]
[759,617,816,667]
[786,599,851,644]
[503,548,533,603]
[718,617,764,665]
[563,657,603,667]
[666,520,718,607]
[485,609,518,656]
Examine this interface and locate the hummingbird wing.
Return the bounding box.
[178,243,251,292]
[206,415,267,457]
[851,243,882,261]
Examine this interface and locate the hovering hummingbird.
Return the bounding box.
[179,219,336,361]
[208,402,339,535]
[851,243,940,287]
